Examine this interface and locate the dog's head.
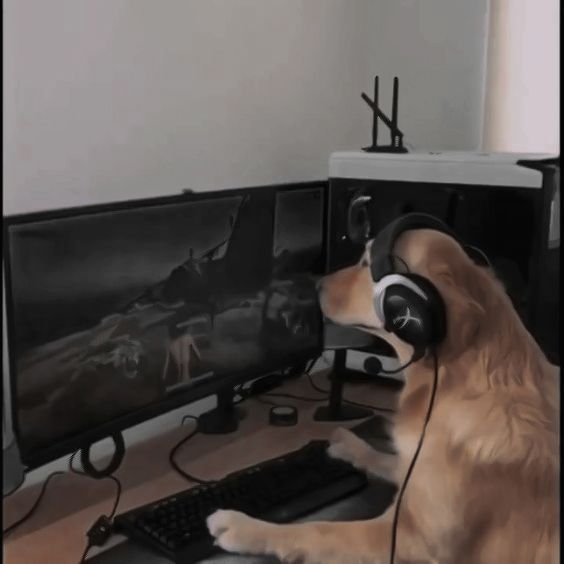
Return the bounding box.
[319,228,496,361]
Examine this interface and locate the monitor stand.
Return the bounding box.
[313,349,373,422]
[197,388,245,434]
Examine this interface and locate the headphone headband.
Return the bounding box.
[370,213,489,281]
[369,213,488,351]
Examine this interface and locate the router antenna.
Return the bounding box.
[372,76,379,148]
[391,77,399,147]
[361,75,408,153]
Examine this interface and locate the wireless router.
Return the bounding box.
[362,76,408,154]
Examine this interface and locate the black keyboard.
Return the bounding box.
[114,440,368,563]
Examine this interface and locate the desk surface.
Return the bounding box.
[3,371,398,564]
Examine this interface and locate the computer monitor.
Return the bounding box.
[3,182,326,469]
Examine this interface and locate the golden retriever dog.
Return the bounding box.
[207,227,559,563]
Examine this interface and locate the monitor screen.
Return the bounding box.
[4,184,325,467]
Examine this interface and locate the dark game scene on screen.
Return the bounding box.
[6,187,324,456]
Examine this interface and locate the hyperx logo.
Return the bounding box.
[393,307,422,330]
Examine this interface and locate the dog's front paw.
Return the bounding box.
[328,427,369,468]
[207,509,267,555]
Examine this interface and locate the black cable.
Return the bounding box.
[377,357,417,375]
[2,470,66,536]
[173,382,248,484]
[181,414,199,426]
[172,382,278,484]
[389,350,439,564]
[251,395,283,407]
[2,447,123,547]
[307,372,329,395]
[79,542,92,564]
[70,450,123,563]
[262,391,326,402]
[80,432,125,479]
[69,452,122,520]
[169,424,215,485]
[170,357,324,484]
[268,380,389,414]
[304,356,320,375]
[343,396,395,414]
[180,383,246,426]
[69,449,81,472]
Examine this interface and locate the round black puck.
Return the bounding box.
[269,405,298,426]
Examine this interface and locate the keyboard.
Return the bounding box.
[114,440,368,563]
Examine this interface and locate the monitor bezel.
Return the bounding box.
[3,181,328,470]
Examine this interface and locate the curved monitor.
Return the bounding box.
[3,183,326,469]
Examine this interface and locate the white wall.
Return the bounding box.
[3,0,374,215]
[3,0,490,485]
[3,0,491,217]
[482,0,560,153]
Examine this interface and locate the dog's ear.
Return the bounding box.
[428,255,490,353]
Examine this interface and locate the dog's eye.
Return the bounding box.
[360,259,369,268]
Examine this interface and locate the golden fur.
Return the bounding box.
[207,228,559,563]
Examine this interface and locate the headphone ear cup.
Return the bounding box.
[382,285,433,346]
[373,273,431,329]
[376,273,447,347]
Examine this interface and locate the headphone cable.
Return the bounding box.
[375,345,424,376]
[378,358,415,375]
[389,349,439,564]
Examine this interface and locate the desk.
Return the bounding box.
[3,371,398,564]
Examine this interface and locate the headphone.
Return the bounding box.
[369,213,490,357]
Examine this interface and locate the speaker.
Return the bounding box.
[346,190,373,244]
